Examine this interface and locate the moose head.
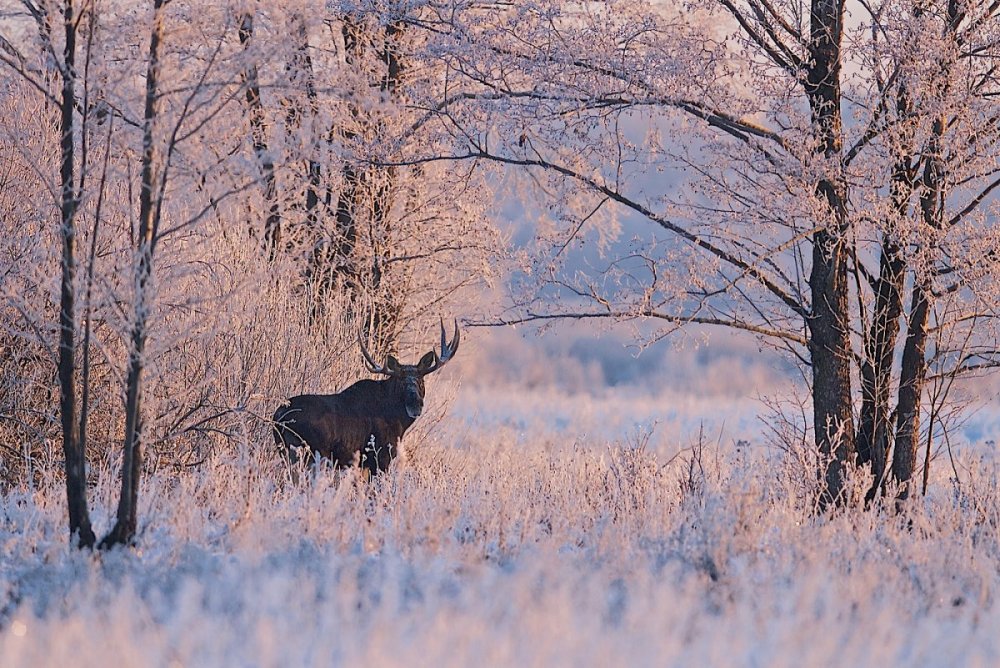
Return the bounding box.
[358,318,460,420]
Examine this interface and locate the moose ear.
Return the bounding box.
[417,351,438,372]
[386,356,402,373]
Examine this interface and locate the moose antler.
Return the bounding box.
[424,317,460,374]
[359,319,459,376]
[358,334,393,376]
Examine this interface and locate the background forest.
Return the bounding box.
[2,0,1000,664]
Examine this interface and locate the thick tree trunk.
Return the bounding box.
[808,230,855,506]
[238,10,281,256]
[894,280,929,499]
[101,0,165,548]
[58,0,95,549]
[805,0,855,505]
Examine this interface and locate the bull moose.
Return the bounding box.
[272,320,460,476]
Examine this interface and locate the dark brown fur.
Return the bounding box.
[273,374,425,476]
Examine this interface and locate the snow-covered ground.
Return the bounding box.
[2,394,1000,667]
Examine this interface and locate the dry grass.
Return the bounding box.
[1,414,998,667]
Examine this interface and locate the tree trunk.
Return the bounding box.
[331,161,360,297]
[858,154,912,500]
[286,14,322,225]
[893,111,945,500]
[329,17,363,304]
[857,76,914,493]
[364,20,406,356]
[857,237,905,497]
[805,0,855,505]
[283,14,341,323]
[894,280,929,499]
[332,17,361,299]
[238,10,281,257]
[893,0,960,500]
[808,230,855,506]
[323,15,404,356]
[101,0,165,548]
[58,0,95,549]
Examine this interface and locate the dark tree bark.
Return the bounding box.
[238,10,281,257]
[857,237,905,499]
[892,1,962,500]
[363,20,406,356]
[322,16,406,357]
[328,17,363,305]
[893,116,944,500]
[894,280,930,499]
[331,161,360,295]
[57,0,96,549]
[804,0,855,505]
[856,75,916,492]
[857,163,911,500]
[100,0,166,549]
[332,17,361,299]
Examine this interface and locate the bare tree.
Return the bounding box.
[99,0,168,548]
[370,0,1000,504]
[234,4,501,354]
[1,0,275,547]
[58,0,98,546]
[0,0,100,546]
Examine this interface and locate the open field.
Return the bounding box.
[2,388,999,667]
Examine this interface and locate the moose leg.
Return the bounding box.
[360,434,380,480]
[359,434,399,479]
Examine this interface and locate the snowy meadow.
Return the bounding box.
[3,373,1000,667]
